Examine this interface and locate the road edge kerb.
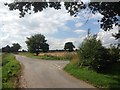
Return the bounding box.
[15,55,28,88]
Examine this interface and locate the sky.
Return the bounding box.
[0,0,119,50]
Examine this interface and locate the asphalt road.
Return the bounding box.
[16,55,96,88]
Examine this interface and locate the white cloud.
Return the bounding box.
[97,25,118,47]
[0,1,118,51]
[74,29,86,34]
[75,22,83,28]
[91,13,103,19]
[93,22,99,25]
[61,25,70,31]
[81,0,90,3]
[0,1,76,50]
[77,9,103,21]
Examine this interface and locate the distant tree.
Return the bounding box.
[2,45,11,53]
[22,49,27,52]
[40,43,49,52]
[64,42,75,52]
[11,43,21,53]
[25,34,49,56]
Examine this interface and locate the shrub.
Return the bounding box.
[78,36,110,72]
[108,44,120,62]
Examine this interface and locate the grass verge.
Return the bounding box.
[64,63,120,89]
[0,54,2,89]
[2,53,21,88]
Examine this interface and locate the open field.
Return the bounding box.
[38,51,76,57]
[19,51,77,60]
[39,52,67,57]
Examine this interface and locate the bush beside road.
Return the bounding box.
[2,53,21,88]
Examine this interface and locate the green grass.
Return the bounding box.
[64,63,120,89]
[19,52,69,60]
[2,53,21,88]
[0,54,2,89]
[19,53,37,58]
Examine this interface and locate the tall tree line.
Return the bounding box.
[2,43,21,53]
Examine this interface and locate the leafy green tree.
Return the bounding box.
[11,43,21,52]
[108,44,120,63]
[64,42,75,52]
[25,34,49,55]
[78,36,110,72]
[40,43,49,52]
[112,29,120,48]
[2,43,21,53]
[2,45,11,53]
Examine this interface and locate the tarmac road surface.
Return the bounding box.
[16,55,96,88]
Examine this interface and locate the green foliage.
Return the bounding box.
[112,29,120,40]
[5,2,61,18]
[2,43,21,53]
[0,70,1,89]
[2,45,11,53]
[78,36,110,72]
[25,34,49,55]
[2,53,21,88]
[64,42,75,52]
[40,43,49,52]
[64,63,120,88]
[108,44,120,63]
[11,43,21,53]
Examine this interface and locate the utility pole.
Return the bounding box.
[87,28,91,37]
[118,26,120,49]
